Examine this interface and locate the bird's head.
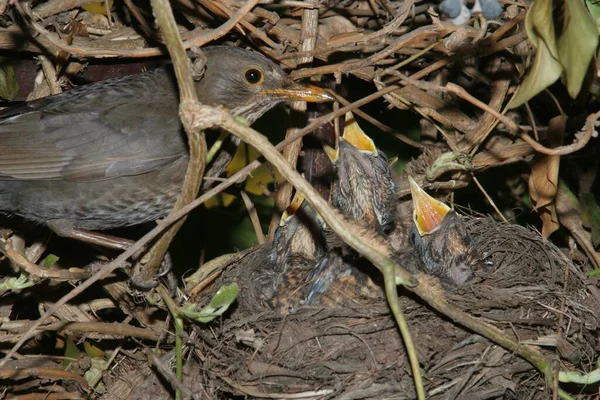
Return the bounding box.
[324,112,397,234]
[270,190,325,267]
[407,176,476,287]
[198,46,333,123]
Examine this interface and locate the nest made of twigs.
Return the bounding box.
[178,216,600,400]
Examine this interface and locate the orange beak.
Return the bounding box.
[280,190,305,225]
[323,143,339,162]
[260,81,334,103]
[408,176,451,236]
[323,111,378,162]
[342,111,377,153]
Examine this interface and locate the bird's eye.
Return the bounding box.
[244,68,264,85]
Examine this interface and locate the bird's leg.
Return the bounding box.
[65,229,134,250]
[47,219,134,250]
[47,220,172,287]
[67,228,174,287]
[130,252,174,291]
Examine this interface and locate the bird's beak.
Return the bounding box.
[260,81,334,103]
[323,143,339,162]
[342,111,377,154]
[408,176,451,236]
[280,190,305,225]
[323,111,377,162]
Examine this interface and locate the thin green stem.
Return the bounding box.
[383,265,425,399]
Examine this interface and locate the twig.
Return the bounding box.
[38,55,61,95]
[470,174,508,222]
[0,320,159,341]
[443,83,594,156]
[0,366,88,387]
[291,24,447,80]
[0,239,91,281]
[134,0,209,286]
[18,0,260,59]
[145,348,194,400]
[123,0,157,39]
[221,376,334,398]
[334,94,423,149]
[198,0,272,48]
[240,191,266,244]
[156,285,187,400]
[280,0,415,63]
[268,0,319,240]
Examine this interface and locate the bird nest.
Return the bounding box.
[178,217,599,399]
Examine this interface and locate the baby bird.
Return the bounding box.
[324,112,397,235]
[302,114,396,306]
[266,191,326,312]
[406,176,479,286]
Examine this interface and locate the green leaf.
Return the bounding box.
[508,0,563,108]
[579,193,600,248]
[526,0,559,56]
[63,336,80,367]
[178,283,239,323]
[559,365,600,384]
[84,357,110,389]
[0,58,19,101]
[41,254,60,269]
[0,274,35,291]
[585,0,600,25]
[558,0,599,98]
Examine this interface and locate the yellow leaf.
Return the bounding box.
[558,0,599,98]
[205,143,278,208]
[82,1,113,16]
[205,193,236,209]
[83,340,106,358]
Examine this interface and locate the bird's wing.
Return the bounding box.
[0,70,186,182]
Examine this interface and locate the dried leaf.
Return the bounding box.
[527,115,566,237]
[558,0,599,98]
[538,206,559,238]
[0,57,19,101]
[508,0,563,108]
[64,20,89,38]
[319,16,358,42]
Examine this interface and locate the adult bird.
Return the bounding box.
[0,46,333,242]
